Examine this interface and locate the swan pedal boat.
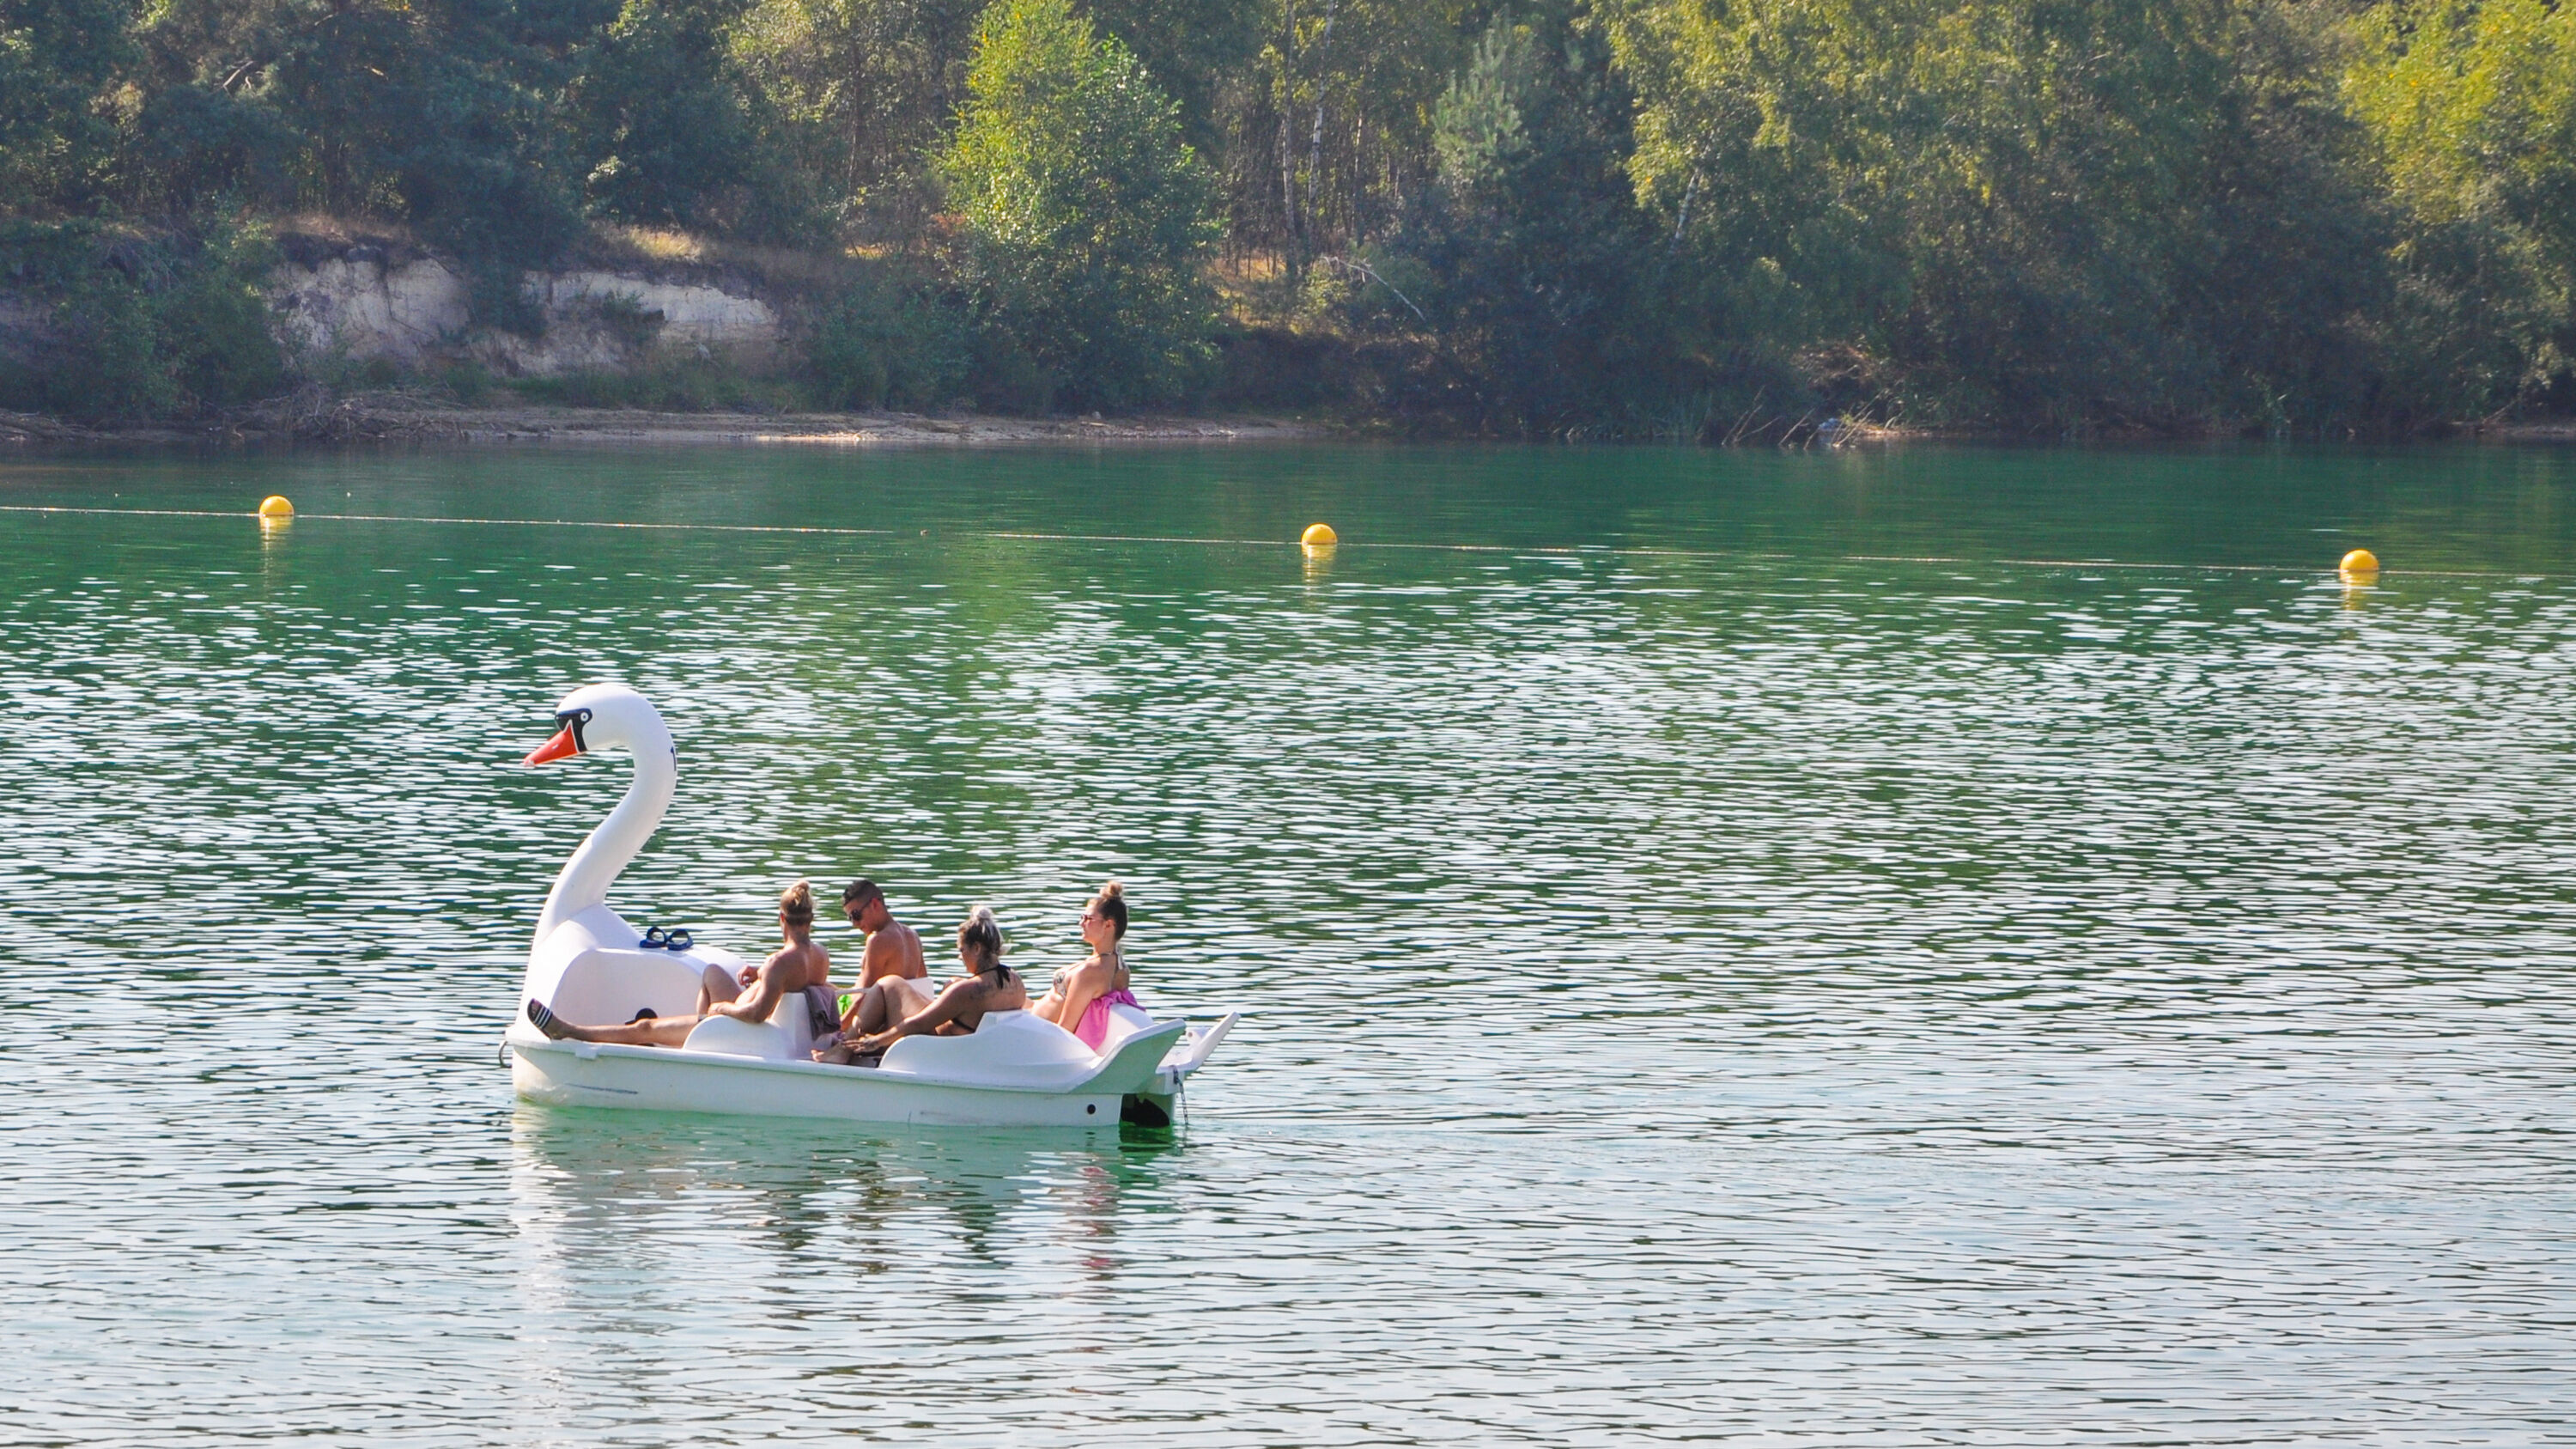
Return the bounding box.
[501,685,1236,1129]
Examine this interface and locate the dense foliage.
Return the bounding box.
[939,0,1219,408]
[5,0,2576,432]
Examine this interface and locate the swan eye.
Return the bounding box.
[555,708,592,753]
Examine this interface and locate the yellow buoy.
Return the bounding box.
[258,495,295,519]
[1301,522,1338,548]
[2339,547,2379,581]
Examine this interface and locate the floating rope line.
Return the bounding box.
[1835,553,2290,574]
[0,503,896,538]
[0,502,2546,577]
[3,504,246,521]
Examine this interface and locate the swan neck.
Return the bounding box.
[535,741,674,942]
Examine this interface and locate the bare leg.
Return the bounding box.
[813,981,925,1060]
[815,982,913,1065]
[848,980,896,1038]
[528,1000,700,1047]
[574,1016,699,1046]
[849,977,932,1038]
[694,964,744,1016]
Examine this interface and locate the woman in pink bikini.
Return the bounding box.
[1032,881,1139,1051]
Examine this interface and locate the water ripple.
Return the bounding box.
[2,447,2573,1445]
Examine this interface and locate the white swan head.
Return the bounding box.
[524,684,671,767]
[523,684,677,947]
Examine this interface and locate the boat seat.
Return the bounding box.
[878,1009,1102,1088]
[678,989,818,1062]
[1091,1001,1157,1054]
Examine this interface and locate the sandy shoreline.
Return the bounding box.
[1,398,1327,449]
[11,398,2576,450]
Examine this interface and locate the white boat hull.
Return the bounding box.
[504,1008,1231,1129]
[510,1038,1133,1128]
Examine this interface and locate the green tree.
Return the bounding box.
[127,0,600,264]
[1354,11,1716,435]
[1224,0,1473,259]
[729,0,982,240]
[1079,0,1261,159]
[0,0,132,211]
[2347,0,2576,415]
[2350,0,2576,266]
[572,0,816,239]
[1608,0,2395,429]
[939,0,1220,407]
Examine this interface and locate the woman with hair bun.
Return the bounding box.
[840,905,1027,1058]
[529,880,833,1048]
[1032,882,1140,1051]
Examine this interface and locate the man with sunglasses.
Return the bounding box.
[826,879,931,1043]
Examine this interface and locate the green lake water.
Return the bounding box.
[3,441,2573,1444]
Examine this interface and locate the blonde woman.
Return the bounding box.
[529,881,832,1048]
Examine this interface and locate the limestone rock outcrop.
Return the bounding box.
[267,240,781,376]
[271,248,472,364]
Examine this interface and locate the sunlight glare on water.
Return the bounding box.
[2,443,2573,1445]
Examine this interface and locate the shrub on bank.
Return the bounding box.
[0,219,285,423]
[804,267,970,410]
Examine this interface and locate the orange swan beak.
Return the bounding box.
[524,726,580,766]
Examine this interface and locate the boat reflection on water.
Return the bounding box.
[506,1105,1181,1309]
